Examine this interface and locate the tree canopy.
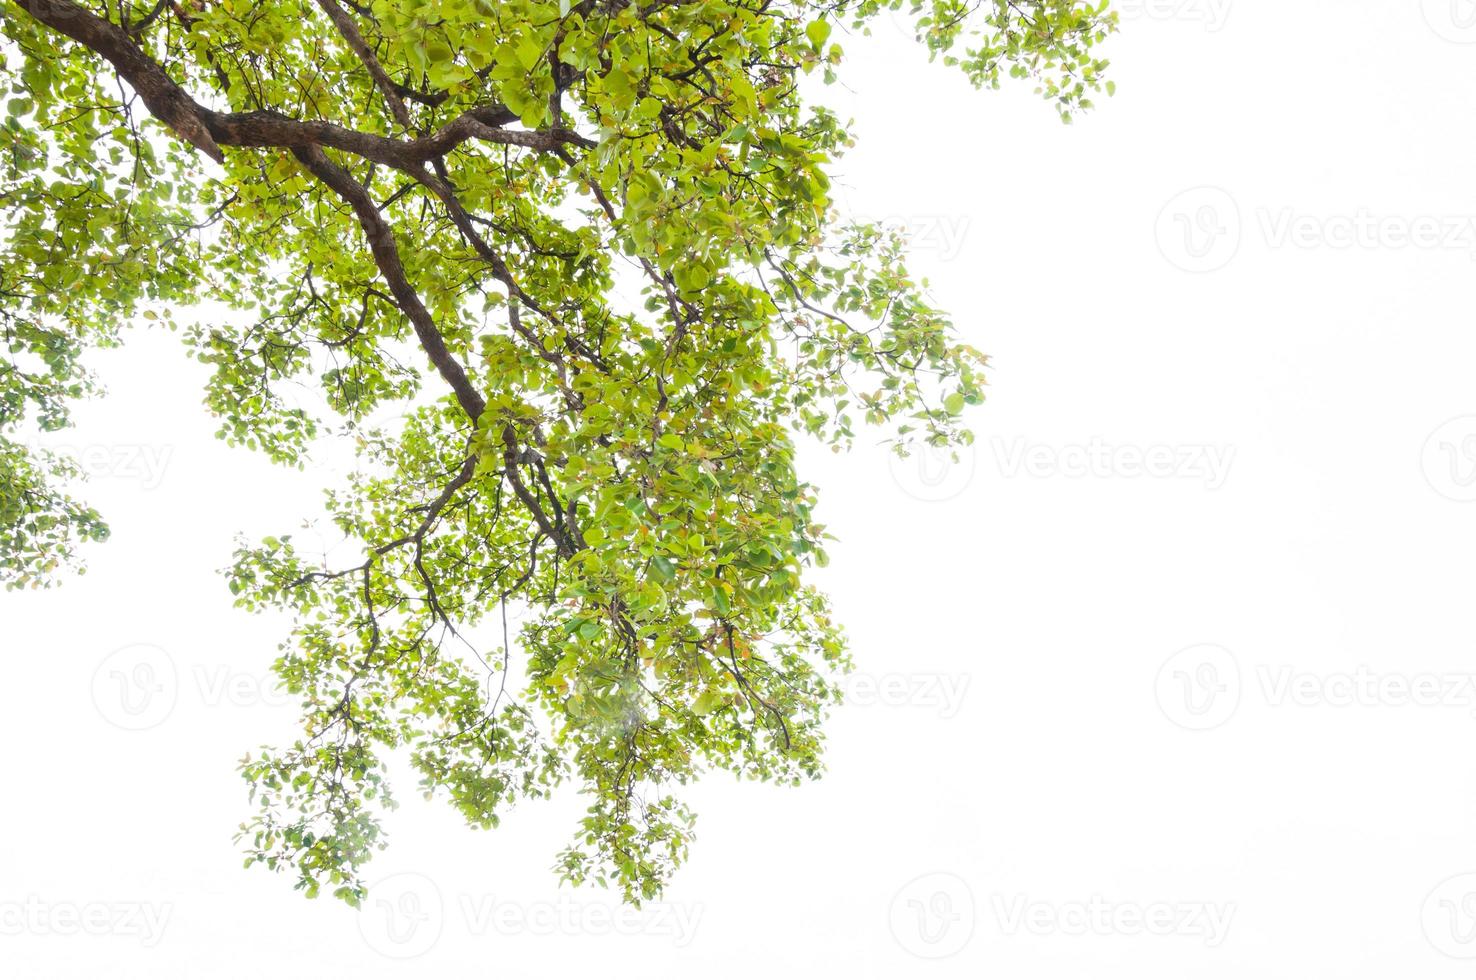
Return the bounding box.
[0,0,1113,904]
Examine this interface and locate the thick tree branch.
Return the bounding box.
[311,0,413,131]
[15,0,225,159]
[9,0,513,422]
[290,144,487,421]
[13,0,591,172]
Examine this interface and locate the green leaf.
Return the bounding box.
[710,585,730,616]
[515,36,544,71]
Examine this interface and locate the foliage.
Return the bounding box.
[0,0,1113,903]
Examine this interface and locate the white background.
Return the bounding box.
[6,2,1476,975]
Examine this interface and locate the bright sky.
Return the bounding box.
[6,3,1476,976]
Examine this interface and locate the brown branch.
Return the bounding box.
[209,96,588,165]
[13,0,590,172]
[500,427,576,556]
[15,0,225,160]
[290,143,486,421]
[311,0,413,131]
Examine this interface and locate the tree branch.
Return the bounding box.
[311,0,413,131]
[13,0,591,173]
[290,144,486,421]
